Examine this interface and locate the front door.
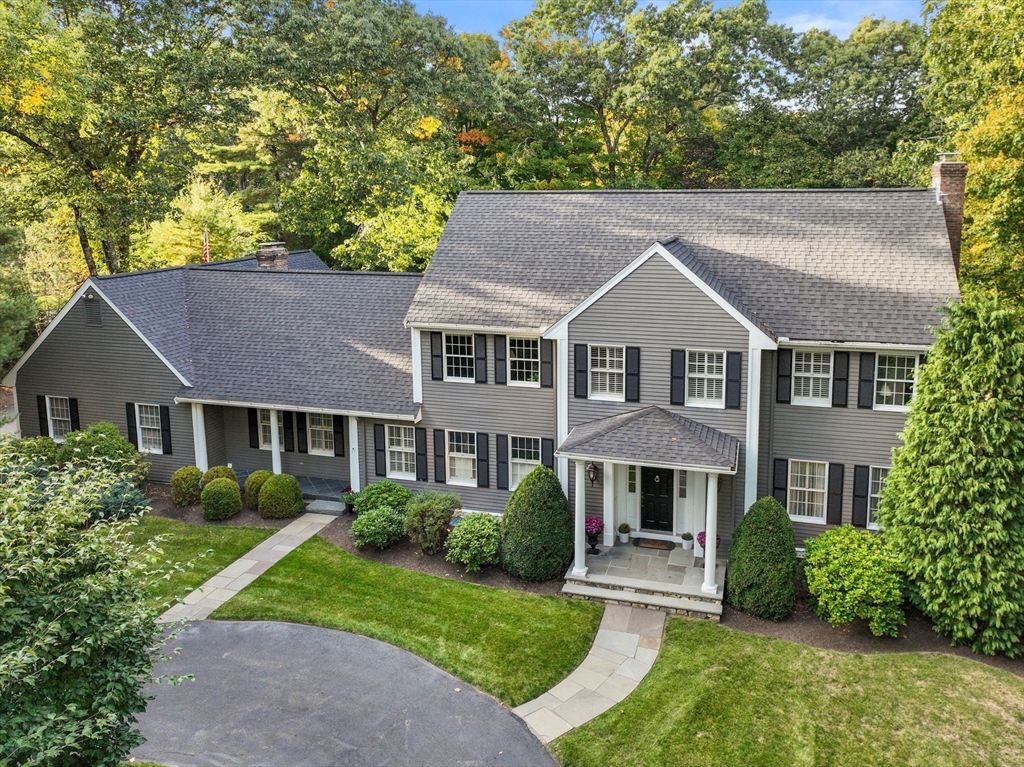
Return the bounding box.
[640,467,674,532]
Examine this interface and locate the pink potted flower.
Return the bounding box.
[585,515,604,553]
[697,531,721,550]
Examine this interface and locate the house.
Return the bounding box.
[3,159,966,615]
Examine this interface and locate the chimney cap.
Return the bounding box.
[936,151,963,163]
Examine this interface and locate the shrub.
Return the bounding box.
[202,465,238,487]
[726,496,798,621]
[244,470,274,508]
[258,473,304,519]
[90,479,150,523]
[500,465,573,581]
[405,491,462,553]
[445,513,501,572]
[170,465,203,506]
[56,422,148,485]
[804,525,905,638]
[201,477,242,521]
[15,436,58,466]
[354,479,413,516]
[350,505,407,549]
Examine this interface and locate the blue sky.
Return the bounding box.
[410,0,923,40]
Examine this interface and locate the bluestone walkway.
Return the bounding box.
[512,604,666,743]
[158,512,335,623]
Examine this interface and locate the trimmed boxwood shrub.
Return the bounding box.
[90,479,151,523]
[244,470,274,508]
[726,496,798,621]
[201,477,242,521]
[170,465,203,506]
[354,479,413,516]
[445,513,501,572]
[56,422,148,485]
[202,465,238,487]
[405,491,461,554]
[258,473,304,519]
[350,505,407,549]
[500,465,573,581]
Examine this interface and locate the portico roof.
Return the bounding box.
[556,406,740,474]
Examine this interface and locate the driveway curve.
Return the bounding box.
[133,620,556,767]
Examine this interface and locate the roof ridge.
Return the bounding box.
[460,187,932,195]
[188,268,423,277]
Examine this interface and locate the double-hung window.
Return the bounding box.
[447,431,476,485]
[136,403,163,454]
[868,466,889,530]
[307,412,335,456]
[509,436,541,489]
[686,350,725,407]
[258,408,284,450]
[875,355,917,410]
[46,396,73,441]
[387,425,416,480]
[508,337,540,385]
[444,334,475,381]
[589,345,624,400]
[788,460,828,522]
[793,350,832,405]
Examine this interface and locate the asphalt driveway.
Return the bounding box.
[133,620,556,767]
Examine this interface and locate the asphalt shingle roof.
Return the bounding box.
[405,189,960,345]
[557,406,740,472]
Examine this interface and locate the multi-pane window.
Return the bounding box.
[627,465,637,494]
[136,404,163,454]
[686,350,725,406]
[444,334,475,381]
[510,436,541,489]
[308,412,335,455]
[259,408,284,450]
[678,470,687,499]
[509,338,540,385]
[387,425,416,479]
[447,431,476,485]
[46,396,72,441]
[589,345,625,399]
[875,355,917,409]
[793,351,832,404]
[788,460,828,521]
[868,466,890,529]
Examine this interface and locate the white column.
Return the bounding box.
[573,459,588,576]
[191,403,208,472]
[603,462,615,546]
[348,416,361,492]
[744,343,763,512]
[702,472,719,594]
[269,408,282,474]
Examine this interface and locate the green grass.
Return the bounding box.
[553,618,1024,767]
[212,536,602,706]
[128,515,273,608]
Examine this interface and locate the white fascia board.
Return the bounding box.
[411,328,423,404]
[406,321,547,335]
[173,396,420,423]
[778,338,931,352]
[555,451,738,476]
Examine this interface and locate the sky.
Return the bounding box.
[410,0,923,40]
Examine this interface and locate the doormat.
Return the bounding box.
[633,538,675,551]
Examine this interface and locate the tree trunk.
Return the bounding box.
[101,238,119,274]
[72,206,99,277]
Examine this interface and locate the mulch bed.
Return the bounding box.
[147,483,293,530]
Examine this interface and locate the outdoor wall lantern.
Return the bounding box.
[586,461,599,486]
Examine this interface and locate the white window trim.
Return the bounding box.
[443,332,476,384]
[588,343,626,402]
[873,354,918,413]
[386,424,417,481]
[867,465,889,531]
[507,336,541,388]
[791,349,833,408]
[135,402,164,455]
[306,412,335,457]
[787,458,829,526]
[45,395,72,443]
[258,408,284,452]
[446,429,477,487]
[684,348,727,410]
[508,434,542,490]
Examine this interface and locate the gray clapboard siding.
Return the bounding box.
[204,405,227,467]
[14,292,194,482]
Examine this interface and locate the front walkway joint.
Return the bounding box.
[157,513,335,624]
[512,604,665,743]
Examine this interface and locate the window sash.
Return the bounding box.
[509,435,540,489]
[387,425,416,478]
[686,350,725,405]
[447,431,476,484]
[508,338,540,384]
[788,460,827,520]
[259,408,284,450]
[875,355,917,408]
[793,351,832,402]
[137,403,163,454]
[47,396,72,440]
[308,412,335,455]
[627,465,637,494]
[444,334,475,381]
[868,466,889,529]
[589,346,625,398]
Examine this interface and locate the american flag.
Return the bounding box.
[202,228,210,263]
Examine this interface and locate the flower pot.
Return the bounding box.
[681,539,693,550]
[587,533,600,554]
[618,532,630,544]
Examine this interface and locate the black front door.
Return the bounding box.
[640,467,674,531]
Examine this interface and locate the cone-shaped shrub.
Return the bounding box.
[500,466,573,581]
[726,496,798,620]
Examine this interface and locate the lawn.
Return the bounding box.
[128,515,273,608]
[212,536,602,706]
[553,618,1024,767]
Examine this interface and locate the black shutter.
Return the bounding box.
[541,438,554,470]
[159,405,172,455]
[858,352,876,409]
[125,403,138,448]
[494,335,507,385]
[433,429,446,483]
[415,427,428,481]
[777,349,792,404]
[540,339,553,388]
[725,352,742,409]
[68,398,80,432]
[476,433,489,488]
[574,344,588,398]
[625,346,641,402]
[670,350,686,405]
[827,464,844,525]
[296,412,308,453]
[333,415,346,457]
[374,423,386,476]
[283,411,295,452]
[852,465,870,528]
[496,434,509,490]
[37,395,48,437]
[430,331,443,380]
[474,334,487,383]
[832,352,849,407]
[773,458,788,508]
[248,408,260,448]
[918,353,928,368]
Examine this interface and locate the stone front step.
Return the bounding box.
[562,582,722,620]
[565,567,725,604]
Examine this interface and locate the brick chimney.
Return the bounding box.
[255,242,289,270]
[931,153,968,273]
